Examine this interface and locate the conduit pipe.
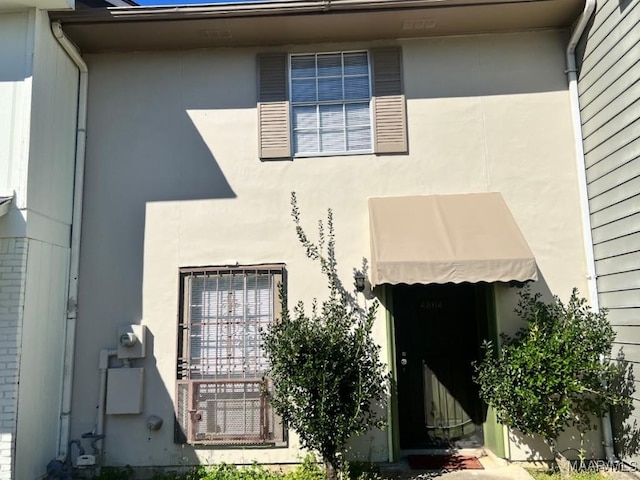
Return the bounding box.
[565,0,615,463]
[51,21,89,462]
[96,349,118,472]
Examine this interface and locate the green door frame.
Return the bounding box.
[381,283,505,460]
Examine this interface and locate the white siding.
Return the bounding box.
[26,10,77,238]
[0,9,78,479]
[577,0,640,463]
[0,11,33,220]
[12,11,78,478]
[14,240,68,480]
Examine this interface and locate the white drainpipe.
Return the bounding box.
[565,0,615,463]
[51,21,89,461]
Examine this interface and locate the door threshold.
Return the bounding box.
[399,447,486,458]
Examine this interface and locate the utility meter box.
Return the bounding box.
[117,324,146,359]
[106,367,144,414]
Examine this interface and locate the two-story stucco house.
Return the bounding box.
[574,0,640,466]
[1,0,626,475]
[44,0,612,472]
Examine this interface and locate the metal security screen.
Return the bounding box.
[176,266,285,445]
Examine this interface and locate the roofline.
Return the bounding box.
[50,0,557,23]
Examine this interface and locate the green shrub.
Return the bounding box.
[474,288,629,475]
[263,193,389,480]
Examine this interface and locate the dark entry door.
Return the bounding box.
[393,283,486,449]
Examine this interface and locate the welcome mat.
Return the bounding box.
[407,454,484,471]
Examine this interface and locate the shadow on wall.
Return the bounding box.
[72,93,237,458]
[609,351,640,461]
[619,0,634,12]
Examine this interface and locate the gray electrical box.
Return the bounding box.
[106,367,144,415]
[117,324,146,359]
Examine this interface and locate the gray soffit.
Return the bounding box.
[49,0,583,53]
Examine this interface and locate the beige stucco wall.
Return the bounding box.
[73,29,594,467]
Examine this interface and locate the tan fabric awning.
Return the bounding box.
[369,193,538,286]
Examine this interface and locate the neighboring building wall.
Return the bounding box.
[0,10,32,238]
[0,11,34,478]
[0,8,78,479]
[73,29,594,468]
[14,10,77,479]
[576,0,640,462]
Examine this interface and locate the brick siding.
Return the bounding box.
[0,238,28,480]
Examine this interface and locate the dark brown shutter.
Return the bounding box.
[257,53,291,159]
[371,47,408,154]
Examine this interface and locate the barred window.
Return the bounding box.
[176,265,286,446]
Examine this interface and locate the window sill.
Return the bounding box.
[293,150,373,159]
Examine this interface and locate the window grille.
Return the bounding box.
[176,266,285,446]
[258,47,407,160]
[290,51,372,156]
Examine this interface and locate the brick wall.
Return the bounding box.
[0,238,28,480]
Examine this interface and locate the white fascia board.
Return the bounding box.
[0,0,74,12]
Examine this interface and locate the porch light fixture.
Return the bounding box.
[354,272,366,292]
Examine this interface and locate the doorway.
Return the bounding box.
[393,283,489,449]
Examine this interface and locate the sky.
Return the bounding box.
[134,0,259,5]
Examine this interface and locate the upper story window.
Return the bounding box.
[257,47,407,160]
[290,52,372,156]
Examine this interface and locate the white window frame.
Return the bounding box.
[289,50,374,157]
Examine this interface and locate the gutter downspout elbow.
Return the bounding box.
[51,20,89,462]
[565,0,616,464]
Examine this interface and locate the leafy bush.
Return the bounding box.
[96,456,373,480]
[263,193,389,480]
[474,288,629,474]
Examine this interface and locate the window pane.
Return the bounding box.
[294,130,319,153]
[345,103,370,126]
[318,77,343,101]
[319,104,344,129]
[320,130,345,152]
[292,79,317,102]
[347,127,371,151]
[291,55,316,78]
[317,53,342,77]
[343,52,368,75]
[290,51,372,155]
[293,105,317,130]
[344,76,370,100]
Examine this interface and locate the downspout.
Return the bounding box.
[565,0,615,463]
[51,21,88,461]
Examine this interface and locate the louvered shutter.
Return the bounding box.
[371,47,408,154]
[257,53,291,159]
